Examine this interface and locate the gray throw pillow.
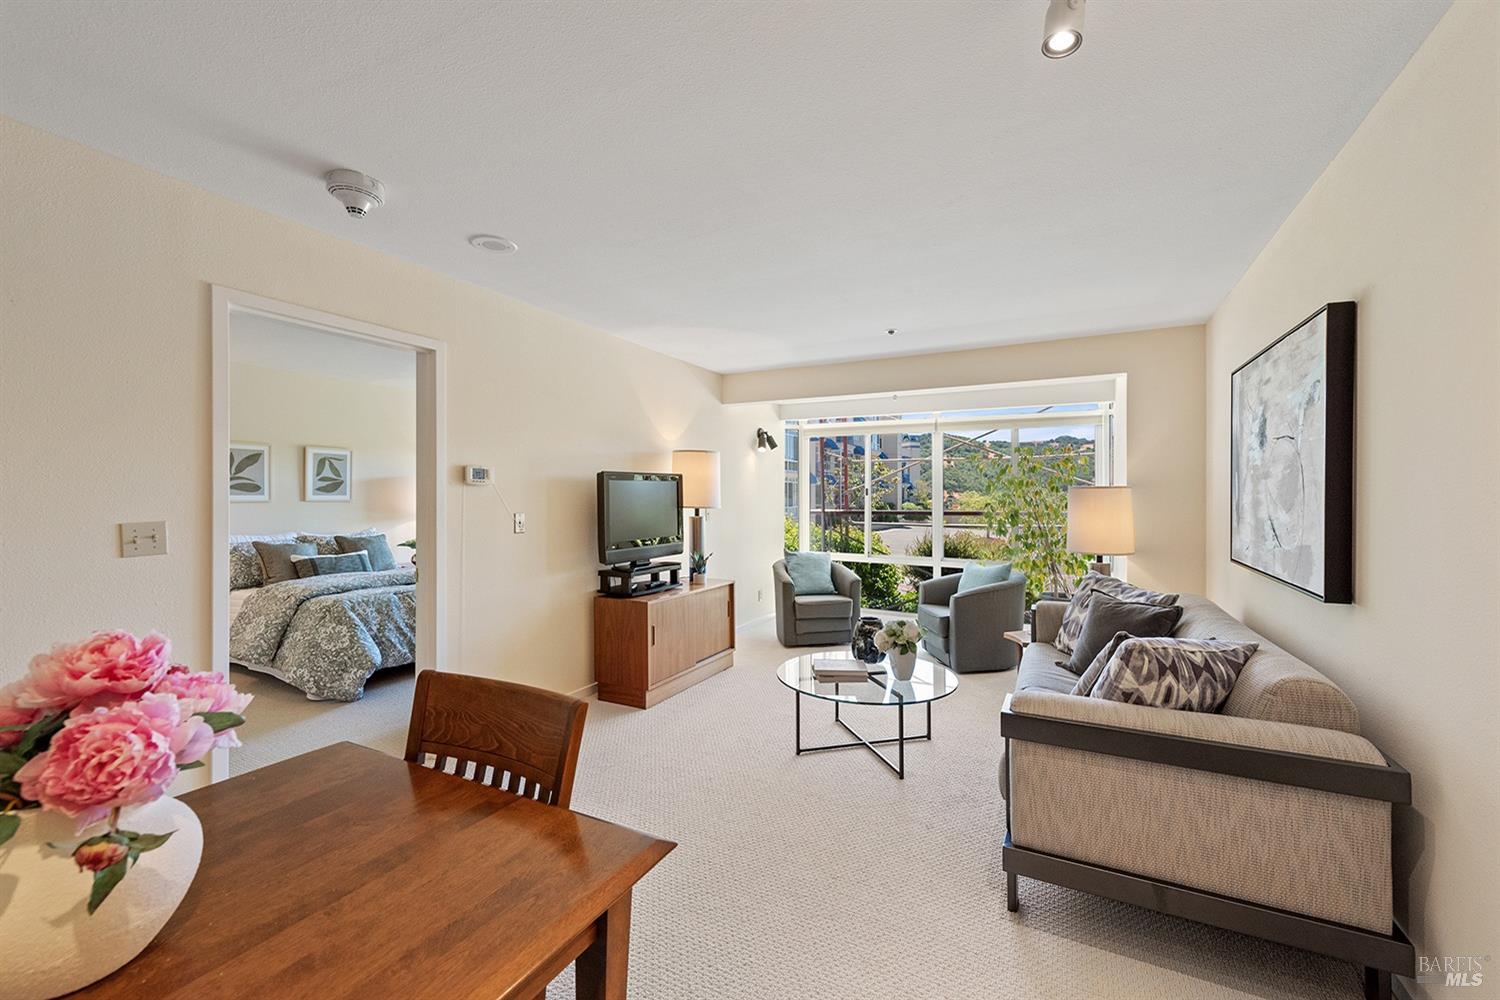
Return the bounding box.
[1089,637,1260,712]
[1071,631,1134,697]
[292,551,372,578]
[957,562,1011,594]
[253,541,317,585]
[1054,572,1178,655]
[1062,593,1183,675]
[783,552,837,596]
[335,533,396,571]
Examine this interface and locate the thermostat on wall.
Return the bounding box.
[464,465,491,485]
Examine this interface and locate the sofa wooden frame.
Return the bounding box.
[1000,696,1414,1000]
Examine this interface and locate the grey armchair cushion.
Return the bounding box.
[795,595,853,620]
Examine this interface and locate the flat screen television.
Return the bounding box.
[597,471,683,566]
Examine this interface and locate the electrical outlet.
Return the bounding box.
[120,520,167,558]
[513,512,526,534]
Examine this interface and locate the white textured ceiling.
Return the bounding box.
[0,0,1448,373]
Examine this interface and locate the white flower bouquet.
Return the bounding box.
[872,619,922,656]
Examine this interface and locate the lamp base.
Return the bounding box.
[1089,559,1113,576]
[687,511,705,577]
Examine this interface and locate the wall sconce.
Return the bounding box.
[755,428,779,452]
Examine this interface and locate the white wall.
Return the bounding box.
[0,117,783,696]
[229,361,417,551]
[724,324,1208,595]
[1203,3,1499,990]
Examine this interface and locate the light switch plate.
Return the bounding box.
[513,512,526,534]
[120,520,167,557]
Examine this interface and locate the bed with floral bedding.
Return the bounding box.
[229,567,416,701]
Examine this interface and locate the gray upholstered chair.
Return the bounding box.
[773,558,861,646]
[916,569,1026,673]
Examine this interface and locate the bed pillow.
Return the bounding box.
[253,540,318,585]
[229,532,298,589]
[1054,572,1179,655]
[298,529,381,555]
[1062,593,1183,675]
[335,533,397,572]
[1089,637,1260,713]
[292,551,372,578]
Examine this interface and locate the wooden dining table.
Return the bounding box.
[71,741,675,999]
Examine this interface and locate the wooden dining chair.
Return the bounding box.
[404,670,588,808]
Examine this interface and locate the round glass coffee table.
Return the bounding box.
[776,649,958,779]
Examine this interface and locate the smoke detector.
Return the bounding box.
[324,169,386,218]
[469,234,519,254]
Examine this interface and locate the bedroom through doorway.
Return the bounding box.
[212,290,447,776]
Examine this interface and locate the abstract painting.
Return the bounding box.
[229,442,270,502]
[1230,302,1355,603]
[304,446,352,502]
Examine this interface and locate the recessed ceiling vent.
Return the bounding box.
[469,234,519,254]
[324,169,386,218]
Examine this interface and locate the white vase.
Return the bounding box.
[0,796,203,1000]
[887,647,918,681]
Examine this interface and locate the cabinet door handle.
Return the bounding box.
[651,625,656,646]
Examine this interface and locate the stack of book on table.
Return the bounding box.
[812,659,871,683]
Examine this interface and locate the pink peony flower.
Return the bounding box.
[17,632,172,711]
[14,693,208,828]
[74,840,129,872]
[0,682,45,750]
[151,666,252,749]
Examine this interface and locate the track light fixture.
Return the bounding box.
[1042,0,1084,59]
[755,428,779,453]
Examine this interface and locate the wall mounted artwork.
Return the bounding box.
[304,446,352,502]
[229,442,270,502]
[1230,302,1355,603]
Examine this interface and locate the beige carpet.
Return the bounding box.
[231,619,1367,999]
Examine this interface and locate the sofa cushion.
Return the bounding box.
[794,594,853,620]
[1090,637,1258,712]
[957,562,1011,593]
[1173,595,1361,733]
[916,603,950,638]
[1015,643,1080,696]
[1063,593,1184,675]
[1055,572,1178,654]
[784,551,837,595]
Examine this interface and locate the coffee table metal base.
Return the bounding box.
[793,691,932,779]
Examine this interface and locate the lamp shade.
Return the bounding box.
[672,449,721,509]
[1067,486,1134,555]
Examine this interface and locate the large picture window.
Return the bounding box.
[786,404,1114,611]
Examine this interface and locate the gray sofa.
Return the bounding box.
[916,570,1026,673]
[773,558,861,646]
[1000,593,1412,1000]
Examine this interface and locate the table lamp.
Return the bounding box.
[1066,486,1134,576]
[671,449,721,577]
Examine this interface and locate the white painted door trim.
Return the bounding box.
[210,287,448,780]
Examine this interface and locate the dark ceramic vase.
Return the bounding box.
[851,617,884,663]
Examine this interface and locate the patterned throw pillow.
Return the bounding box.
[1089,637,1260,712]
[298,529,379,556]
[1054,572,1179,655]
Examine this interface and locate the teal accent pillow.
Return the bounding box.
[336,533,397,572]
[957,562,1012,594]
[292,551,372,578]
[784,551,837,596]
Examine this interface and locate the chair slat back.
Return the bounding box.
[403,670,588,808]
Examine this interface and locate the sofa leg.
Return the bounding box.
[1006,871,1019,912]
[1363,966,1391,1000]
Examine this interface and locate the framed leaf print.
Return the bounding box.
[229,442,270,502]
[304,446,352,502]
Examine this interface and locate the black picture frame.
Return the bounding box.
[1229,301,1355,604]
